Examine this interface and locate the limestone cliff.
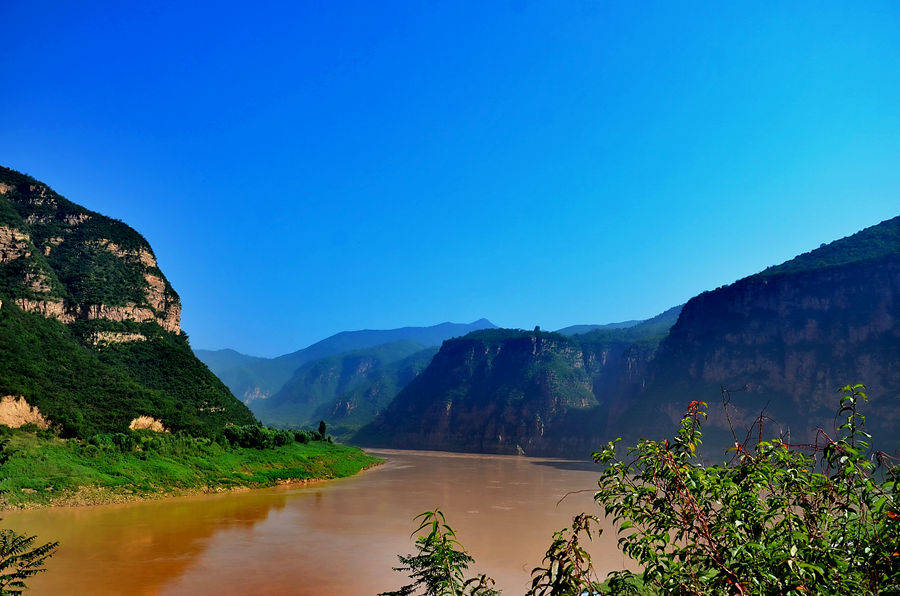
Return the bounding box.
[0,167,180,333]
[0,166,255,437]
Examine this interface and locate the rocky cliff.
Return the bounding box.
[633,248,900,448]
[0,166,255,437]
[353,323,668,456]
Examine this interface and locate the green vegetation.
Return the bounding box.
[0,425,379,508]
[0,438,58,594]
[379,510,498,596]
[0,166,175,308]
[0,526,57,595]
[758,215,899,278]
[0,304,255,438]
[385,386,900,594]
[255,341,438,435]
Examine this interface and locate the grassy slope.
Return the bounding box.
[0,429,381,508]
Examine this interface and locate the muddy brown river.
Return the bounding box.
[4,449,633,594]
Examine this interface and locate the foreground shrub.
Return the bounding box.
[594,384,899,594]
[379,510,498,596]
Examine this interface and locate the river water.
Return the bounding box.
[4,449,632,595]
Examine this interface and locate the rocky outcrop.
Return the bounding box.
[13,297,74,323]
[0,226,31,263]
[0,169,181,334]
[128,416,167,432]
[0,165,256,438]
[90,331,147,345]
[0,396,49,429]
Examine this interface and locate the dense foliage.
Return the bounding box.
[758,215,899,278]
[0,426,378,507]
[385,386,899,594]
[593,385,899,594]
[0,305,254,437]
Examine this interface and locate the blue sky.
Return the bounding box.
[2,1,898,356]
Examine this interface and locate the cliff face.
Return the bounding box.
[0,166,254,437]
[0,168,180,334]
[353,329,663,456]
[635,252,900,445]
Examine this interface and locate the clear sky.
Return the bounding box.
[2,1,898,356]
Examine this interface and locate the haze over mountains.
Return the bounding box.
[195,319,496,405]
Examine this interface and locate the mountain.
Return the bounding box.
[0,166,255,437]
[353,311,678,454]
[196,318,496,403]
[253,340,438,434]
[555,320,641,336]
[355,216,900,457]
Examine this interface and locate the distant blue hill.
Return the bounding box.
[196,319,496,403]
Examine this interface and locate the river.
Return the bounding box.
[4,449,633,595]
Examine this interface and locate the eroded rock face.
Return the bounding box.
[0,226,31,263]
[1,177,182,334]
[90,331,147,345]
[0,396,49,429]
[13,298,74,323]
[128,416,167,432]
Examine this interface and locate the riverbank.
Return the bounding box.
[0,428,382,509]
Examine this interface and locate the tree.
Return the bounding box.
[593,385,900,594]
[318,420,327,440]
[0,438,58,595]
[379,509,498,596]
[526,513,602,595]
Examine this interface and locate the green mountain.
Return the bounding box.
[555,320,641,336]
[353,312,678,454]
[356,216,900,457]
[196,319,496,404]
[253,340,438,434]
[0,166,255,437]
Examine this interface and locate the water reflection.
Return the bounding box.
[4,449,632,595]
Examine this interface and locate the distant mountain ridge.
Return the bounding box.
[555,320,642,336]
[196,318,497,404]
[355,216,900,457]
[253,341,439,434]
